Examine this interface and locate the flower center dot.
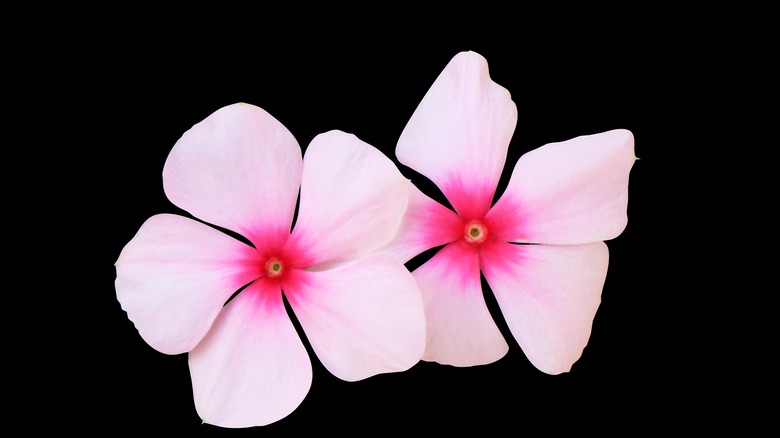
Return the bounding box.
[463,220,488,244]
[265,257,284,278]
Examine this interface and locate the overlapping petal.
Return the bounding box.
[396,51,517,219]
[413,242,508,366]
[378,183,462,263]
[115,214,261,354]
[480,240,609,375]
[189,279,312,428]
[162,103,302,251]
[486,129,635,244]
[287,130,409,266]
[283,254,425,381]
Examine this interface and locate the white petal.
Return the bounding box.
[396,51,517,219]
[189,279,312,428]
[163,103,302,250]
[287,130,409,266]
[283,255,425,381]
[480,240,609,374]
[414,242,508,366]
[378,183,462,263]
[487,129,635,244]
[115,214,261,354]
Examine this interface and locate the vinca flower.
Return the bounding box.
[115,103,425,428]
[381,51,636,374]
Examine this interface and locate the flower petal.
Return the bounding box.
[163,103,302,251]
[480,240,609,375]
[413,242,508,366]
[486,129,635,244]
[283,254,425,381]
[287,130,409,266]
[378,183,462,263]
[189,279,312,428]
[396,51,517,219]
[115,214,261,354]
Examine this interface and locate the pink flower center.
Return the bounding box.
[264,257,285,280]
[463,219,488,245]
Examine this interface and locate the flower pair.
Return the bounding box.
[115,51,635,428]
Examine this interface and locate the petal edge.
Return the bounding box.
[480,240,609,374]
[487,129,635,244]
[115,214,261,354]
[396,51,517,219]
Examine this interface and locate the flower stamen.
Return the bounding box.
[463,220,488,245]
[265,257,284,278]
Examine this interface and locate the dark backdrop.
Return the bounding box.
[53,23,731,434]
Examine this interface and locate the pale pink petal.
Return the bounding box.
[115,214,261,355]
[378,183,462,263]
[287,130,409,266]
[283,254,425,381]
[413,242,508,366]
[486,129,636,244]
[396,51,517,219]
[163,103,302,251]
[189,279,312,428]
[480,240,609,375]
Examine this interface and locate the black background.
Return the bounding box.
[42,18,750,434]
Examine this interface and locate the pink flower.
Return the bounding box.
[381,51,636,374]
[115,103,426,428]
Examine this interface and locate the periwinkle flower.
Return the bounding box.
[381,51,636,374]
[115,103,425,428]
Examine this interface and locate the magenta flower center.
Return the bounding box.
[463,219,488,245]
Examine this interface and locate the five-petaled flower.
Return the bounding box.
[380,51,636,374]
[115,103,425,428]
